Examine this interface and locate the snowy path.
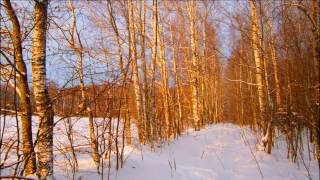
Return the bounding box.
[111,124,318,180]
[2,116,318,179]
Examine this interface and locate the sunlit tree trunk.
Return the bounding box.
[3,0,36,175]
[201,2,208,124]
[258,0,273,153]
[170,23,182,136]
[31,0,54,178]
[187,0,200,131]
[262,38,274,154]
[249,0,265,122]
[150,0,158,143]
[128,0,145,144]
[158,19,171,139]
[249,0,274,152]
[123,9,133,146]
[138,0,150,143]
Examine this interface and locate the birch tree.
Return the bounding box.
[248,0,273,152]
[138,0,150,143]
[169,13,182,137]
[128,0,145,144]
[158,16,171,139]
[150,0,158,143]
[31,0,54,178]
[3,0,36,175]
[67,0,101,172]
[248,0,265,124]
[187,0,200,131]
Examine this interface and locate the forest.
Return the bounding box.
[0,0,319,179]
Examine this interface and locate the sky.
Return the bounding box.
[1,0,243,87]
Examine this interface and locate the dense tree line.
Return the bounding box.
[225,0,319,171]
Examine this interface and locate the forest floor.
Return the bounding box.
[1,117,319,180]
[53,121,318,180]
[106,124,319,180]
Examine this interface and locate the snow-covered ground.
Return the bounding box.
[110,124,318,180]
[1,116,319,180]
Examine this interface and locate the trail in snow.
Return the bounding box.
[110,124,318,180]
[1,116,318,180]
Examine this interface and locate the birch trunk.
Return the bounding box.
[261,0,275,153]
[124,12,133,146]
[158,19,171,139]
[249,0,265,124]
[187,0,200,130]
[31,0,54,178]
[128,0,145,144]
[250,0,274,152]
[201,4,207,124]
[263,42,274,154]
[138,0,150,142]
[267,0,281,109]
[170,23,182,136]
[3,0,36,175]
[68,0,100,171]
[150,0,158,142]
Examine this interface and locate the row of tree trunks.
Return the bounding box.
[3,0,53,178]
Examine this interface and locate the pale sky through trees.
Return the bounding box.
[1,0,236,87]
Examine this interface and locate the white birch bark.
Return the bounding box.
[128,0,145,144]
[158,18,171,139]
[150,0,158,142]
[187,0,200,130]
[248,0,265,122]
[31,0,54,178]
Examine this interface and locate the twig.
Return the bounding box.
[240,129,264,179]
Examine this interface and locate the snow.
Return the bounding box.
[1,116,319,180]
[110,124,318,180]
